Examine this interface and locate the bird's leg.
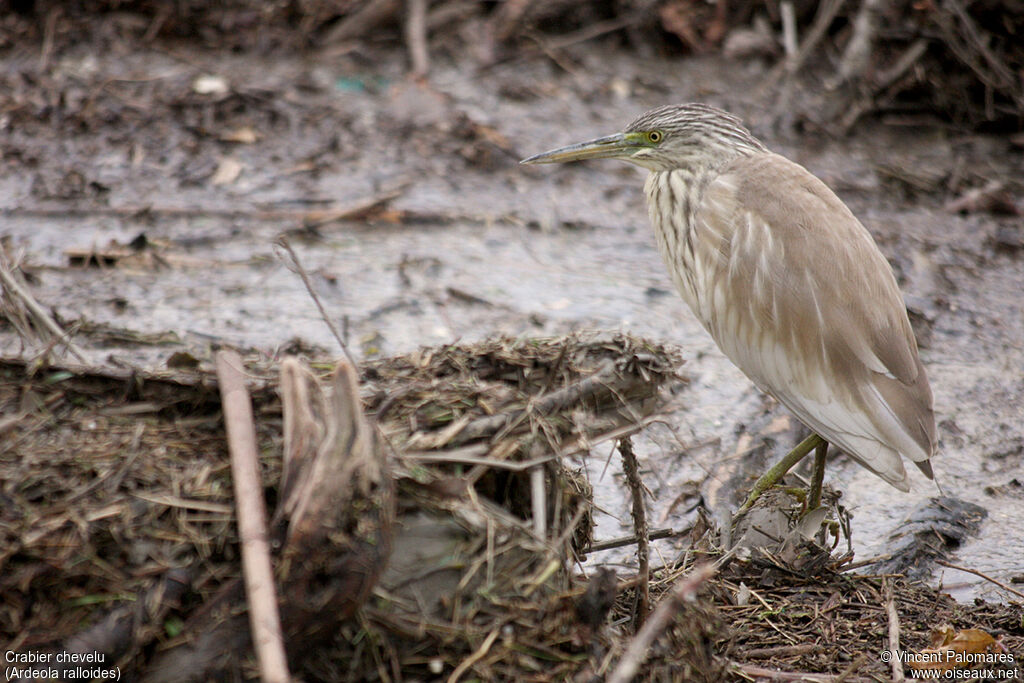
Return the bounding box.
[736,433,826,516]
[807,440,829,511]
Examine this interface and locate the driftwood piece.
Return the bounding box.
[277,359,394,634]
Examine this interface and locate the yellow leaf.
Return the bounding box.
[908,625,1002,672]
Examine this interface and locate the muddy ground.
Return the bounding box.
[2,12,1023,611]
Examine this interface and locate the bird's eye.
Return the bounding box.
[647,130,663,143]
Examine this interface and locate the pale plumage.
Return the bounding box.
[522,103,936,494]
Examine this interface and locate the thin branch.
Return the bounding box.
[742,643,817,659]
[733,664,834,682]
[0,247,88,363]
[606,564,715,683]
[936,559,1024,601]
[451,360,618,446]
[769,0,844,86]
[884,578,905,682]
[324,0,400,43]
[530,465,547,539]
[780,1,798,59]
[216,350,291,683]
[585,527,678,553]
[447,627,500,683]
[405,0,429,77]
[545,13,645,51]
[836,653,869,683]
[942,0,1018,95]
[837,0,885,83]
[619,436,650,626]
[275,236,357,366]
[1,189,404,225]
[875,39,929,91]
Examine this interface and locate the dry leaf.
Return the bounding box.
[211,158,243,186]
[907,625,1007,672]
[220,126,259,144]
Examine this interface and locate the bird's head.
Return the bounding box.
[521,103,766,172]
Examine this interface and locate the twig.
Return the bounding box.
[275,236,357,366]
[0,247,88,363]
[884,578,905,682]
[585,527,678,553]
[489,0,532,43]
[733,664,834,682]
[324,0,400,43]
[1,189,403,225]
[936,559,1024,600]
[404,416,663,472]
[619,436,650,626]
[606,564,715,683]
[780,1,797,59]
[39,6,58,71]
[839,553,892,571]
[837,0,885,83]
[769,0,844,85]
[941,0,1019,98]
[875,39,929,92]
[447,627,500,683]
[405,0,430,77]
[545,13,644,51]
[452,360,618,446]
[766,0,844,126]
[742,643,817,659]
[216,350,291,683]
[835,653,868,683]
[530,465,547,539]
[403,446,551,470]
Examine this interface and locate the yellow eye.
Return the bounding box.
[648,130,663,143]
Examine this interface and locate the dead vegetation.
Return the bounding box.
[3,0,1022,130]
[1,332,1021,681]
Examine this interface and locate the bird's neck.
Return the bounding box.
[643,167,713,312]
[644,165,716,229]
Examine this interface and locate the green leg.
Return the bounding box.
[807,440,828,511]
[736,433,826,516]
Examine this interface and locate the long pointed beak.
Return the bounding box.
[520,132,640,165]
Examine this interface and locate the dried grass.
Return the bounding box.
[1,335,1021,681]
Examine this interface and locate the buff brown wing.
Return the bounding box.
[692,153,936,488]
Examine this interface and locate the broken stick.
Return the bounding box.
[216,350,291,683]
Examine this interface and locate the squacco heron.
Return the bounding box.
[522,103,936,512]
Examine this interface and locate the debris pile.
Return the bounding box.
[2,334,1020,681]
